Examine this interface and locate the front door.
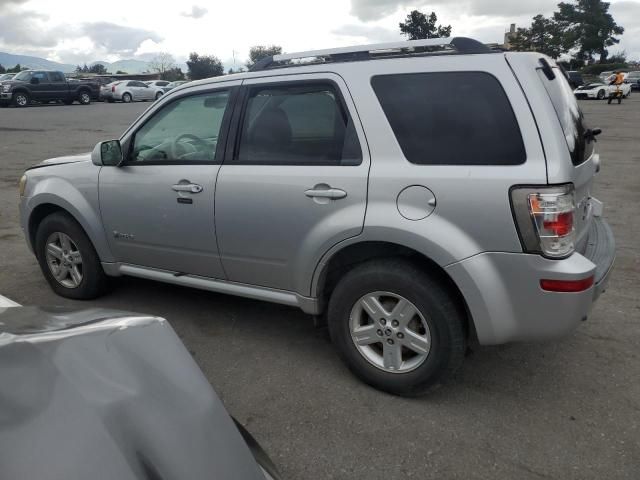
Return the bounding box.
[99,86,237,278]
[215,74,369,294]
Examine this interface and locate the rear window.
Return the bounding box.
[371,72,526,166]
[536,63,593,166]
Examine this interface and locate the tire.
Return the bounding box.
[597,89,606,100]
[13,91,29,107]
[78,90,91,105]
[122,92,132,103]
[155,91,163,100]
[327,259,466,396]
[35,212,109,300]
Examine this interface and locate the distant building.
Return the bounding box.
[504,24,517,50]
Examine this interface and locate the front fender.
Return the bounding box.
[23,177,114,262]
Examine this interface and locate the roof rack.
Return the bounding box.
[250,37,494,72]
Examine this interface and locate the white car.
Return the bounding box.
[101,80,157,103]
[574,82,631,100]
[144,80,171,100]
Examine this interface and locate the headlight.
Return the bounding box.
[19,174,27,197]
[1,84,10,93]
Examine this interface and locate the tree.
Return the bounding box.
[76,64,89,73]
[608,50,626,64]
[7,64,22,73]
[115,70,127,74]
[509,15,564,58]
[163,67,185,82]
[399,10,451,40]
[149,52,176,78]
[0,64,5,74]
[554,0,624,63]
[89,64,108,74]
[186,52,224,80]
[246,45,282,69]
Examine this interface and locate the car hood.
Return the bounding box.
[28,152,91,170]
[0,306,267,480]
[0,79,25,87]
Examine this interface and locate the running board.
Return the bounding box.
[107,263,320,315]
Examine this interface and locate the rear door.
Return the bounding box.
[214,73,369,294]
[47,71,68,100]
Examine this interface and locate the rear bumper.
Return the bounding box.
[446,217,615,345]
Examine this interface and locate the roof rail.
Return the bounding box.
[249,37,494,72]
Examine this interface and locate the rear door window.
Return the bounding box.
[371,72,526,166]
[536,61,593,165]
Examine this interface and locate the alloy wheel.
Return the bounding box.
[349,291,431,373]
[45,232,84,288]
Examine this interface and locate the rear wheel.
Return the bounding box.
[155,91,163,100]
[122,92,132,103]
[35,212,109,299]
[328,259,466,396]
[78,90,91,105]
[13,92,29,107]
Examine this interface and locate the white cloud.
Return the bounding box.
[181,5,208,18]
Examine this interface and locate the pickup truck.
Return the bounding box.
[0,70,99,107]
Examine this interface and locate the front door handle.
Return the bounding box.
[305,187,347,200]
[172,183,203,194]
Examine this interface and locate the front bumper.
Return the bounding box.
[446,217,615,345]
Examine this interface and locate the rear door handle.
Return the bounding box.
[172,183,203,194]
[304,187,347,200]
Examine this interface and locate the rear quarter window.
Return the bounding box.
[536,63,593,166]
[371,71,526,166]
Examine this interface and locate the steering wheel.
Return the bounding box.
[171,133,209,159]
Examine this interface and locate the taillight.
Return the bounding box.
[112,85,116,92]
[511,184,576,258]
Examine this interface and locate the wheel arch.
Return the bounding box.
[26,195,114,263]
[313,240,476,343]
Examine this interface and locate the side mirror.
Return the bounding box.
[30,77,40,85]
[92,140,123,166]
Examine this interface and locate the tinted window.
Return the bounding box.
[236,83,362,166]
[537,64,593,165]
[131,91,230,163]
[156,81,169,86]
[33,72,48,82]
[371,72,526,166]
[49,72,65,82]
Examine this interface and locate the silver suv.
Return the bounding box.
[19,38,615,395]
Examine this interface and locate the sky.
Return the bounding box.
[0,0,639,68]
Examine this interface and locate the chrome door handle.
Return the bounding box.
[172,183,203,193]
[304,187,347,200]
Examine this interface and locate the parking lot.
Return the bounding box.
[0,98,638,479]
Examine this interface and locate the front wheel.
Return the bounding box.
[597,89,606,100]
[13,92,29,107]
[328,259,466,396]
[78,91,91,105]
[35,212,109,299]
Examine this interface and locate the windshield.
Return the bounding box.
[14,71,33,81]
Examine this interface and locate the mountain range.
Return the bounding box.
[0,52,160,74]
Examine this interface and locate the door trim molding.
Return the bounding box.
[101,262,320,314]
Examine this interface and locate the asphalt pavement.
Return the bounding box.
[0,98,638,479]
